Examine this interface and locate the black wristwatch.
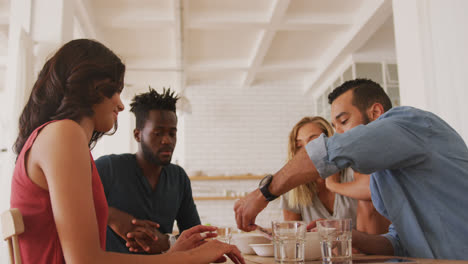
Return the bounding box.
[258,174,278,201]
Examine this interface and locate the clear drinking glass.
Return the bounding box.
[215,227,232,244]
[272,221,306,263]
[316,219,352,263]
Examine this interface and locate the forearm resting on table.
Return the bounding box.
[270,148,319,197]
[352,230,394,256]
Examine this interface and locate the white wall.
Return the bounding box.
[393,0,468,142]
[91,99,137,159]
[183,83,315,176]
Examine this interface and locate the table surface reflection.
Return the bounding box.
[226,254,468,264]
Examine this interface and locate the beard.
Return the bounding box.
[361,111,371,125]
[140,139,172,167]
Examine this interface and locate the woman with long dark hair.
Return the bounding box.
[10,39,243,264]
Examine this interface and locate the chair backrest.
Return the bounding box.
[2,208,24,264]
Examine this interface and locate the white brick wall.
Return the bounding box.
[183,84,315,176]
[179,83,315,232]
[191,179,284,231]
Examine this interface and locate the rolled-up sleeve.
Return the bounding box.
[305,108,430,178]
[382,224,408,256]
[305,134,341,179]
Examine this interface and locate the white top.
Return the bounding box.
[280,167,357,226]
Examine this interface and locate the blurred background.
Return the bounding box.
[0,0,467,260]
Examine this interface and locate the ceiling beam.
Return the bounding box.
[277,23,350,31]
[303,0,393,95]
[187,20,268,30]
[241,0,291,87]
[283,15,354,26]
[97,17,174,29]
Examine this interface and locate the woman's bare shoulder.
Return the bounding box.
[39,119,87,141]
[43,119,84,132]
[33,119,89,158]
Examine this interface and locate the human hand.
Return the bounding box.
[188,239,245,264]
[307,218,325,231]
[107,207,166,253]
[168,225,218,253]
[325,172,340,190]
[125,220,169,253]
[234,189,269,232]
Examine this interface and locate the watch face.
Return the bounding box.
[259,174,272,188]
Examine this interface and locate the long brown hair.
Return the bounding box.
[286,116,335,208]
[14,39,125,155]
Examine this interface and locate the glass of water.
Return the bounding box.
[215,227,232,244]
[272,221,306,263]
[316,219,352,263]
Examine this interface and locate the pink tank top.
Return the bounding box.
[10,120,108,264]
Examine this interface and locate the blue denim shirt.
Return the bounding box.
[305,106,468,260]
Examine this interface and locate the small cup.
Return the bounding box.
[215,227,232,244]
[316,219,352,263]
[271,221,306,263]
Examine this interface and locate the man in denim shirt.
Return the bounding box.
[234,79,468,260]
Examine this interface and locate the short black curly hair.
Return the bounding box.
[328,78,392,114]
[130,87,179,129]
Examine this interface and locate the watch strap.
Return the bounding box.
[259,174,278,201]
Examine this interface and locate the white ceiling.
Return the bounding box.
[0,0,395,98]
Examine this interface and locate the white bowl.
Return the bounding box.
[249,243,274,257]
[231,233,271,255]
[304,232,321,260]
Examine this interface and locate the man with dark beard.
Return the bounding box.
[234,79,468,260]
[95,88,200,255]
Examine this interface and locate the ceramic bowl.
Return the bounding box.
[249,243,274,257]
[304,231,322,260]
[231,233,271,255]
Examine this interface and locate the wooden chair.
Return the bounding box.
[2,208,24,264]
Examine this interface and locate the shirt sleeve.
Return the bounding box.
[94,155,114,199]
[176,168,201,232]
[382,224,407,257]
[305,110,430,178]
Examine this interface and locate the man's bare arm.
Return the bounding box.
[269,148,320,196]
[352,230,394,255]
[235,148,320,231]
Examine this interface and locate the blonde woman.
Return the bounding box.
[280,117,357,224]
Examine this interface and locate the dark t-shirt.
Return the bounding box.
[95,153,201,254]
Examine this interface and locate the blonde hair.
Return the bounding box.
[286,116,334,208]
